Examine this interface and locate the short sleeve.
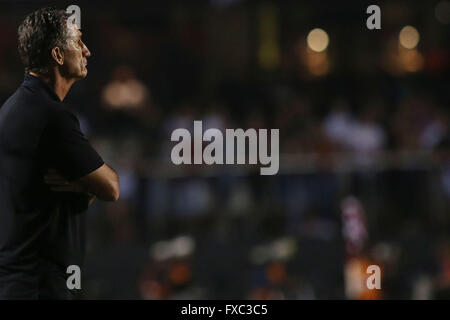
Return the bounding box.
[46,107,104,180]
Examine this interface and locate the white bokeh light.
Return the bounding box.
[307,28,329,52]
[399,26,420,49]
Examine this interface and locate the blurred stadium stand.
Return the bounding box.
[0,0,449,299]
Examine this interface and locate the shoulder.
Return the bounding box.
[47,104,81,131]
[0,86,54,131]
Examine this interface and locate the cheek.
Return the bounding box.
[65,56,80,73]
[70,52,82,68]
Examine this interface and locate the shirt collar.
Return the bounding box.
[22,73,62,102]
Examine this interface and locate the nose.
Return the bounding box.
[82,42,91,58]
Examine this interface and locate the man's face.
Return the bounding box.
[61,23,91,79]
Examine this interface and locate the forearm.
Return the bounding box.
[45,165,119,202]
[79,164,120,201]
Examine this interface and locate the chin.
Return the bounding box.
[77,70,88,79]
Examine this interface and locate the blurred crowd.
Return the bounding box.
[0,0,449,299]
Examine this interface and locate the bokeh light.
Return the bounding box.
[307,28,329,52]
[399,26,420,49]
[435,1,450,24]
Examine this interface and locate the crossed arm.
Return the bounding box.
[44,163,120,204]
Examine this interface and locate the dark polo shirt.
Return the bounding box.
[0,74,104,299]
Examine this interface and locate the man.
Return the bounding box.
[0,7,120,299]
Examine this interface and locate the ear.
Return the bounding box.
[51,47,64,66]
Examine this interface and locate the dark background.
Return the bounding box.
[0,0,449,299]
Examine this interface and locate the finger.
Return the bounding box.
[50,186,72,191]
[44,178,69,185]
[44,175,67,180]
[45,179,70,187]
[44,173,66,180]
[45,182,70,187]
[50,186,82,192]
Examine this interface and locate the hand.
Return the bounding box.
[44,169,85,193]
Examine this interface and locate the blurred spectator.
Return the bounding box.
[102,65,149,110]
[0,1,448,300]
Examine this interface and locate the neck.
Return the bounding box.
[29,71,75,101]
